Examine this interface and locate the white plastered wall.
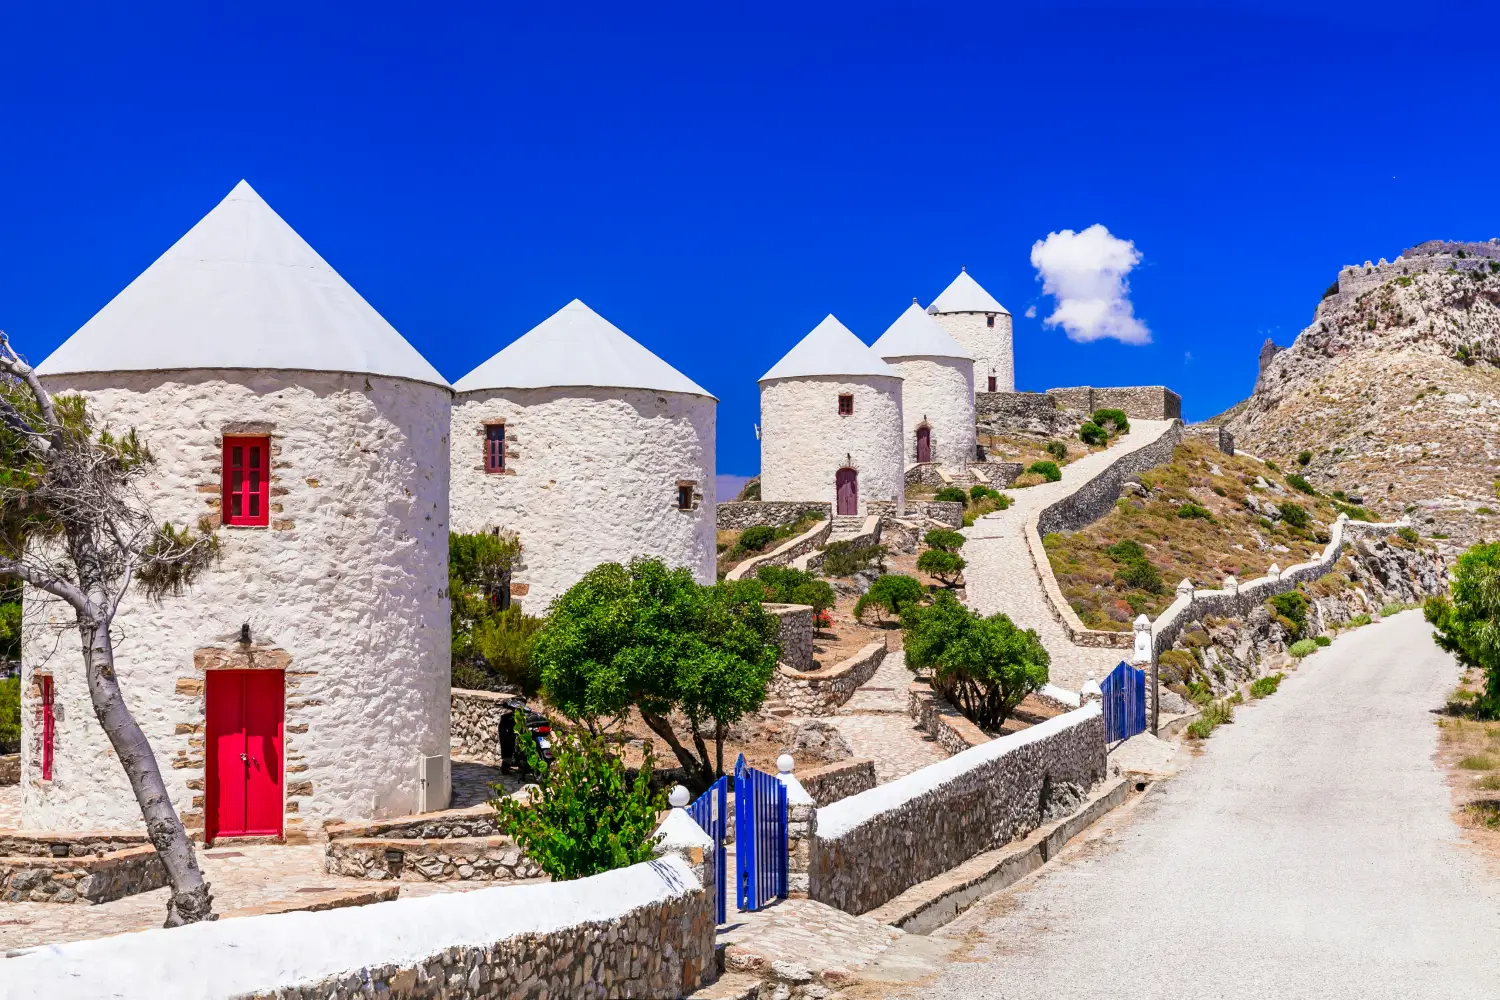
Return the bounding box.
[885,355,976,472]
[449,387,716,610]
[20,370,452,836]
[932,312,1014,395]
[758,375,905,516]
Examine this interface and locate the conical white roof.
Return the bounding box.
[927,268,1009,316]
[453,299,713,398]
[759,315,900,382]
[871,301,973,361]
[37,181,447,387]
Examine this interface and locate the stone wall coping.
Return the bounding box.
[0,830,150,845]
[817,703,1103,841]
[726,516,834,582]
[907,679,990,754]
[795,758,876,783]
[327,835,516,850]
[776,639,887,682]
[2,854,706,996]
[0,843,159,869]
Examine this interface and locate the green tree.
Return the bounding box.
[902,592,1050,730]
[923,529,965,553]
[0,582,18,660]
[450,532,544,694]
[752,564,835,614]
[1426,543,1500,716]
[854,573,925,622]
[491,713,664,880]
[917,548,966,586]
[0,676,19,754]
[535,558,780,789]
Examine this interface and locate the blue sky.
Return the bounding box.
[2,2,1497,476]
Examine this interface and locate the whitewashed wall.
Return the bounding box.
[932,312,1013,395]
[21,370,452,837]
[759,375,905,517]
[885,355,975,472]
[450,387,716,609]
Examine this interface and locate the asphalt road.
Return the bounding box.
[920,611,1500,999]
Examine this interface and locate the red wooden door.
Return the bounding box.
[916,426,932,463]
[835,468,858,516]
[206,670,284,841]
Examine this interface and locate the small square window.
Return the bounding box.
[986,314,995,328]
[837,394,854,416]
[677,484,695,510]
[222,436,271,527]
[485,424,506,473]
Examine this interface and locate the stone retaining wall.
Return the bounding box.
[907,680,990,755]
[796,515,882,574]
[816,704,1110,917]
[716,501,832,532]
[976,391,1058,421]
[325,803,502,841]
[0,753,18,785]
[3,856,717,1000]
[0,844,166,904]
[0,831,149,858]
[451,688,512,764]
[767,603,815,672]
[808,704,1106,915]
[1046,386,1182,420]
[869,499,963,528]
[1185,423,1235,455]
[796,759,878,807]
[726,517,833,581]
[769,641,887,716]
[325,835,544,883]
[968,462,1024,488]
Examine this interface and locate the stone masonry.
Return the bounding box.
[716,501,833,532]
[768,603,816,672]
[451,689,514,765]
[770,641,887,716]
[0,844,166,904]
[325,835,543,883]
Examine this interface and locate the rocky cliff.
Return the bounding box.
[1225,239,1500,552]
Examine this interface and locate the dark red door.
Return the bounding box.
[835,468,858,516]
[916,427,932,463]
[206,670,284,841]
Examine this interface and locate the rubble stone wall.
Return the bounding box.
[767,603,815,672]
[0,754,19,785]
[869,500,963,528]
[907,680,990,755]
[324,804,502,841]
[0,844,166,904]
[325,835,543,883]
[770,641,886,716]
[451,688,511,764]
[795,759,878,807]
[716,501,832,532]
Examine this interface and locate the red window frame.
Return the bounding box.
[484,424,506,473]
[223,436,271,526]
[837,394,854,416]
[40,675,54,781]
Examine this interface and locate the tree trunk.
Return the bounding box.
[638,711,711,792]
[79,615,215,925]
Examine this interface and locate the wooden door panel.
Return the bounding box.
[244,671,284,836]
[206,670,284,840]
[206,672,247,840]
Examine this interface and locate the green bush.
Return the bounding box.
[970,484,999,501]
[1092,408,1130,433]
[1397,527,1421,544]
[1314,635,1332,647]
[1176,502,1214,522]
[0,593,17,660]
[854,574,925,621]
[1425,543,1500,718]
[993,493,1013,510]
[0,676,19,755]
[755,565,836,613]
[901,592,1049,730]
[1348,613,1372,627]
[1045,440,1069,461]
[468,606,546,695]
[1297,450,1312,466]
[1264,460,1280,472]
[1379,602,1408,616]
[1106,539,1145,562]
[1277,502,1310,529]
[821,541,886,579]
[450,531,531,692]
[1267,591,1309,638]
[738,525,777,551]
[1289,638,1318,657]
[492,715,664,880]
[934,487,968,507]
[917,548,966,585]
[1027,460,1062,483]
[1078,422,1107,446]
[923,529,965,553]
[1249,673,1285,698]
[1285,474,1316,495]
[1117,559,1163,593]
[1187,699,1235,739]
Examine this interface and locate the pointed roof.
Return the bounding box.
[927,268,1009,316]
[759,315,900,382]
[453,299,713,398]
[37,181,447,387]
[871,301,973,361]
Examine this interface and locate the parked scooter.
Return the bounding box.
[497,700,555,776]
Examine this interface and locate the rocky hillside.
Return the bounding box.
[1225,239,1500,552]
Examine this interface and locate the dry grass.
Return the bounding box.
[1436,679,1500,871]
[977,432,1108,469]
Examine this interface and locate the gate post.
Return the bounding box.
[1134,612,1157,736]
[655,785,717,896]
[776,755,816,898]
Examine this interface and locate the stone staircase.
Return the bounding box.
[827,515,866,542]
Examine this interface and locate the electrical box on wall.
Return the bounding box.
[418,753,450,813]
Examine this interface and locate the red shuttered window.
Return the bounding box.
[484,424,506,473]
[837,394,854,416]
[40,675,54,781]
[223,437,271,526]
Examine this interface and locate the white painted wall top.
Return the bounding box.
[871,301,972,361]
[36,181,447,388]
[453,299,713,398]
[759,314,900,381]
[927,268,1010,316]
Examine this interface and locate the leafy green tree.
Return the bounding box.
[917,548,966,586]
[854,573,925,622]
[450,532,542,693]
[0,676,19,754]
[492,713,665,880]
[1426,543,1500,717]
[923,529,965,553]
[902,593,1050,730]
[0,582,18,660]
[752,564,835,613]
[535,558,780,789]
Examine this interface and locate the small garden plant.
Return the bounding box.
[854,573,925,622]
[1027,460,1062,483]
[933,486,968,506]
[1288,638,1318,657]
[1249,673,1284,698]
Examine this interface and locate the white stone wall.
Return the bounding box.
[759,375,905,516]
[20,370,452,837]
[932,312,1014,395]
[886,355,975,471]
[449,387,716,609]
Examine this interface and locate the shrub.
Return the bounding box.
[1249,673,1285,698]
[934,487,968,507]
[1187,699,1235,739]
[1117,559,1163,593]
[917,548,966,585]
[1277,502,1310,529]
[492,716,664,880]
[901,592,1049,730]
[854,574,925,621]
[1078,422,1107,446]
[821,541,886,578]
[1314,635,1332,647]
[1285,474,1316,496]
[1265,460,1280,472]
[755,565,836,613]
[923,529,965,552]
[970,484,999,501]
[1092,408,1130,433]
[738,525,777,551]
[1177,502,1214,522]
[1397,526,1421,544]
[1348,613,1372,627]
[1459,753,1498,771]
[1027,460,1062,483]
[1045,440,1069,461]
[1425,543,1500,718]
[993,493,1013,510]
[1267,591,1309,639]
[0,594,16,661]
[1297,450,1312,466]
[1379,602,1407,616]
[1289,638,1318,657]
[470,606,546,695]
[451,531,528,691]
[1107,539,1145,562]
[0,676,19,755]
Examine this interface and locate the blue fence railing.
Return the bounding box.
[687,775,728,924]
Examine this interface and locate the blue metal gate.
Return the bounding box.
[734,754,787,911]
[687,776,728,924]
[1102,660,1147,742]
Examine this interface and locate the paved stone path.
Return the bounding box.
[827,634,946,782]
[963,421,1175,693]
[907,612,1500,999]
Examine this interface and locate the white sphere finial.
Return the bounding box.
[777,754,795,775]
[668,785,690,809]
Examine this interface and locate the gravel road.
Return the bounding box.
[916,611,1500,999]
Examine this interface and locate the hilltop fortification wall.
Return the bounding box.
[1318,240,1500,317]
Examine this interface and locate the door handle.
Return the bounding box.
[240,753,248,762]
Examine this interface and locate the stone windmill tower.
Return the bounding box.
[872,301,976,473]
[928,268,1013,396]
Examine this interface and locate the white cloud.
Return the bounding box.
[1029,224,1150,345]
[1024,305,1037,319]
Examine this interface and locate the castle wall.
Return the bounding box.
[450,387,716,609]
[759,375,905,517]
[931,311,1014,394]
[1318,241,1500,317]
[21,371,452,837]
[885,355,975,471]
